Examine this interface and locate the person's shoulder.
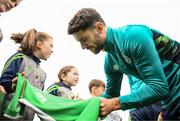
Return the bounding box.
[1,51,25,76]
[123,24,152,41]
[50,82,60,87]
[47,82,60,90]
[124,24,149,29]
[124,24,150,34]
[7,51,25,59]
[3,51,25,67]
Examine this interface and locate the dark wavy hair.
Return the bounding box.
[68,8,106,34]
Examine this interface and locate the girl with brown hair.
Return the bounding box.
[0,28,53,120]
[47,65,80,99]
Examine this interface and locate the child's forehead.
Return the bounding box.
[70,67,78,72]
[99,85,105,88]
[66,68,79,74]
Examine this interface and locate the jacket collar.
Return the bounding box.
[59,82,72,90]
[104,27,116,53]
[18,51,41,65]
[29,54,41,65]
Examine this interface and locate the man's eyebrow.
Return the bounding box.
[79,37,86,42]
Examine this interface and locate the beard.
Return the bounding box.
[90,45,103,54]
[94,38,104,54]
[89,33,104,54]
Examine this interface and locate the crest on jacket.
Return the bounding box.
[122,53,131,64]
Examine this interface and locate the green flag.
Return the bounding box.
[4,74,100,121]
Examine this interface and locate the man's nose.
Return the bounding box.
[6,3,15,10]
[81,43,86,49]
[76,75,79,80]
[9,1,18,8]
[51,50,53,54]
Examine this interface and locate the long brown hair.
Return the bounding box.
[10,28,52,54]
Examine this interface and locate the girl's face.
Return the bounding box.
[62,68,79,87]
[35,38,53,60]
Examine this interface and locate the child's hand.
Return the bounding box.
[71,93,83,100]
[0,85,7,94]
[12,72,25,90]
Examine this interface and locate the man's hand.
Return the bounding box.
[157,112,163,121]
[100,97,121,116]
[0,85,6,94]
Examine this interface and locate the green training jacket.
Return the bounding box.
[102,25,180,110]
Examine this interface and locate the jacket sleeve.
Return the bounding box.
[0,57,23,93]
[119,26,169,110]
[102,54,123,98]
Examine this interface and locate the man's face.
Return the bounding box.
[0,0,21,12]
[73,27,105,54]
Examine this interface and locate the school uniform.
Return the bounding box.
[47,82,75,99]
[0,51,46,121]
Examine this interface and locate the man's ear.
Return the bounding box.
[95,22,103,34]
